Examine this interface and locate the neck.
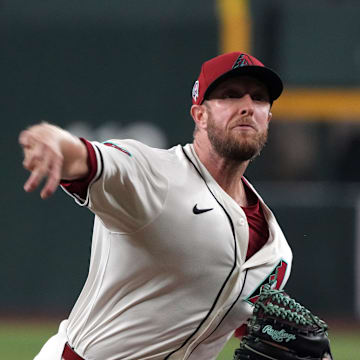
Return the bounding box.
[193,137,252,207]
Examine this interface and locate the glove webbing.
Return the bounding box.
[253,284,328,330]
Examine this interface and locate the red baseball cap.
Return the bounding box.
[191,52,283,105]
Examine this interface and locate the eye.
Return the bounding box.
[221,91,241,99]
[252,95,263,101]
[252,92,269,102]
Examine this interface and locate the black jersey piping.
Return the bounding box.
[188,269,249,357]
[164,148,238,359]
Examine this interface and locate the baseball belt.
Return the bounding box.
[62,343,84,360]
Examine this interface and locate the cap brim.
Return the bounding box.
[204,66,283,103]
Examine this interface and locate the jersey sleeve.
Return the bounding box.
[60,138,168,233]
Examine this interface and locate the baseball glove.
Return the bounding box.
[233,284,333,360]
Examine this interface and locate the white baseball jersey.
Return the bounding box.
[39,140,293,360]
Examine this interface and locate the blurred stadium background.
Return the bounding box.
[2,0,360,358]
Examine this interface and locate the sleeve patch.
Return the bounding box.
[103,141,132,157]
[245,259,288,305]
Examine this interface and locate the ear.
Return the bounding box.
[190,104,208,130]
[267,111,272,124]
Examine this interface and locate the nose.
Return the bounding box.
[238,94,254,116]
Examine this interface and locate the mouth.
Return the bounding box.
[232,123,256,131]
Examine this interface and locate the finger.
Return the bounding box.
[24,167,47,192]
[23,147,54,192]
[22,148,36,170]
[18,130,29,146]
[18,130,35,148]
[22,143,45,171]
[40,158,63,199]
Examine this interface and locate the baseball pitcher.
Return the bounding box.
[19,52,331,359]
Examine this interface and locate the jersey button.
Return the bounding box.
[238,218,246,226]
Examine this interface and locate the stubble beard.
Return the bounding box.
[207,118,268,162]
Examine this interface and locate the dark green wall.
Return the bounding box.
[276,205,355,316]
[1,1,359,318]
[250,0,360,86]
[2,0,219,316]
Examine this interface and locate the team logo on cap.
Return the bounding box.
[232,54,249,69]
[192,80,199,102]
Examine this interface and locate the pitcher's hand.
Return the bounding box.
[19,123,65,199]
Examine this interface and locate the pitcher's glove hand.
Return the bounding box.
[233,284,333,360]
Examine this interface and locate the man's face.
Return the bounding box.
[203,75,272,162]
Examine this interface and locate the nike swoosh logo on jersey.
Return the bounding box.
[193,204,213,214]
